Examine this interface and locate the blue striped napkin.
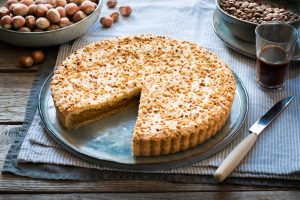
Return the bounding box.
[5,0,300,181]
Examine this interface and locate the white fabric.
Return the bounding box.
[17,0,300,180]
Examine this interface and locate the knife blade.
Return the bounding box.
[214,96,294,182]
[249,96,294,135]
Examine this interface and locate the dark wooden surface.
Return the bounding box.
[0,41,299,199]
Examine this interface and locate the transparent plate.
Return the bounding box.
[39,73,248,170]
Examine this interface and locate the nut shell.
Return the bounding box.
[65,3,78,16]
[80,0,95,15]
[58,17,70,27]
[25,15,36,29]
[106,0,117,8]
[1,15,12,29]
[13,3,29,16]
[20,0,33,6]
[70,0,84,6]
[36,17,50,29]
[0,7,10,19]
[18,26,31,32]
[31,50,45,64]
[5,0,18,9]
[35,4,48,17]
[19,55,34,68]
[72,10,86,22]
[46,0,57,8]
[100,16,113,28]
[56,0,67,7]
[47,24,60,30]
[46,8,61,23]
[119,5,132,17]
[45,4,54,9]
[35,0,47,4]
[28,4,36,15]
[8,3,18,12]
[12,15,25,28]
[56,6,66,17]
[109,11,119,22]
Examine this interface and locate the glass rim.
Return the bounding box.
[255,22,299,45]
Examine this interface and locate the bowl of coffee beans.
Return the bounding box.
[215,0,300,43]
[0,0,102,47]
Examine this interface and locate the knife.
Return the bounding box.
[214,96,294,182]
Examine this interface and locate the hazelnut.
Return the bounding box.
[12,15,25,28]
[47,24,60,30]
[28,4,36,15]
[33,28,43,32]
[31,50,45,64]
[0,7,10,19]
[35,0,47,4]
[109,11,119,22]
[46,8,60,23]
[64,3,78,16]
[58,17,70,27]
[19,55,34,68]
[56,6,66,17]
[72,10,86,22]
[18,26,31,32]
[46,0,57,7]
[35,4,48,17]
[5,0,18,9]
[45,4,54,9]
[70,0,84,6]
[92,2,97,8]
[80,1,95,15]
[100,16,112,28]
[25,15,36,29]
[119,5,132,17]
[56,0,67,7]
[8,3,18,11]
[36,17,50,29]
[13,3,29,16]
[20,0,33,6]
[106,0,117,8]
[1,15,12,29]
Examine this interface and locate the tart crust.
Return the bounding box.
[51,35,236,156]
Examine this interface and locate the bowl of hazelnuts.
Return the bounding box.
[0,0,102,47]
[216,0,300,43]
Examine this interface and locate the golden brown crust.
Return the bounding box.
[51,35,236,156]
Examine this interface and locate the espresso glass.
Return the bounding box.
[255,22,298,89]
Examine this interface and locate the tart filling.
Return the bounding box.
[51,35,236,156]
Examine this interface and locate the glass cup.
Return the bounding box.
[255,22,298,89]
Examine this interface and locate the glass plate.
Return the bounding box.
[39,72,248,170]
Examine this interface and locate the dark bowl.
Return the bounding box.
[0,0,103,47]
[215,0,300,43]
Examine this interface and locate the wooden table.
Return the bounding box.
[0,41,299,200]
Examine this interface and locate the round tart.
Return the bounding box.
[51,35,236,156]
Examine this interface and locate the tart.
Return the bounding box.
[51,35,236,156]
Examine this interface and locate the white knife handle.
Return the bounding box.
[214,133,258,182]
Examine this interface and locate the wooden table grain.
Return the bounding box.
[0,41,299,200]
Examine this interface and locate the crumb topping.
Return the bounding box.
[51,35,236,137]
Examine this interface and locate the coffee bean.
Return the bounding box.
[220,0,299,24]
[264,16,271,21]
[249,3,256,8]
[241,2,249,8]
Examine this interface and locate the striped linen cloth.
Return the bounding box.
[17,0,300,180]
